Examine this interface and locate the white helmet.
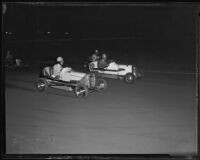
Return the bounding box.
[95,49,99,54]
[57,56,64,63]
[102,53,107,59]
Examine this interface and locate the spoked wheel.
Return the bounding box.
[124,73,136,84]
[95,78,108,91]
[74,84,89,98]
[36,78,48,92]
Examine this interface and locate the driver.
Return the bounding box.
[90,49,100,62]
[52,56,64,79]
[98,53,108,69]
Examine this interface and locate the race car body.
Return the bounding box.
[89,61,144,83]
[60,68,86,81]
[36,66,107,98]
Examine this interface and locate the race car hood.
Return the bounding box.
[60,67,87,81]
[118,64,132,69]
[70,71,86,78]
[62,67,86,78]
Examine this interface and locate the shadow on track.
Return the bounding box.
[5,83,77,99]
[45,88,76,99]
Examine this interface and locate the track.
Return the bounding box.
[5,69,197,154]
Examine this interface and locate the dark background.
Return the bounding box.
[3,3,197,72]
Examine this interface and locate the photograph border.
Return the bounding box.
[1,2,199,160]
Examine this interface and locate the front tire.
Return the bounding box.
[74,84,89,98]
[124,73,135,84]
[36,78,48,92]
[95,78,108,91]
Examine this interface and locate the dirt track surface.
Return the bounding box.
[5,69,197,154]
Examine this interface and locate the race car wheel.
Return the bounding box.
[95,78,108,91]
[124,73,135,84]
[74,84,89,98]
[36,78,48,92]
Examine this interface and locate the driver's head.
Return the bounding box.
[94,49,99,55]
[7,50,11,55]
[102,53,107,60]
[92,54,97,61]
[56,56,64,65]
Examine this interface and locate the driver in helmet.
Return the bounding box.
[52,56,64,79]
[90,49,100,62]
[98,53,108,69]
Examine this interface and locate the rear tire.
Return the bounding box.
[124,73,135,84]
[95,78,108,91]
[74,84,89,98]
[36,78,48,92]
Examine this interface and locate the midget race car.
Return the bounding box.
[88,60,144,84]
[36,66,107,98]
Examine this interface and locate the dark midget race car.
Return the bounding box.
[88,60,144,84]
[36,66,107,98]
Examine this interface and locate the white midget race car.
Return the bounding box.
[36,66,107,98]
[88,60,144,84]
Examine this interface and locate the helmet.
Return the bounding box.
[57,56,64,63]
[92,54,97,61]
[94,49,99,54]
[102,53,107,59]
